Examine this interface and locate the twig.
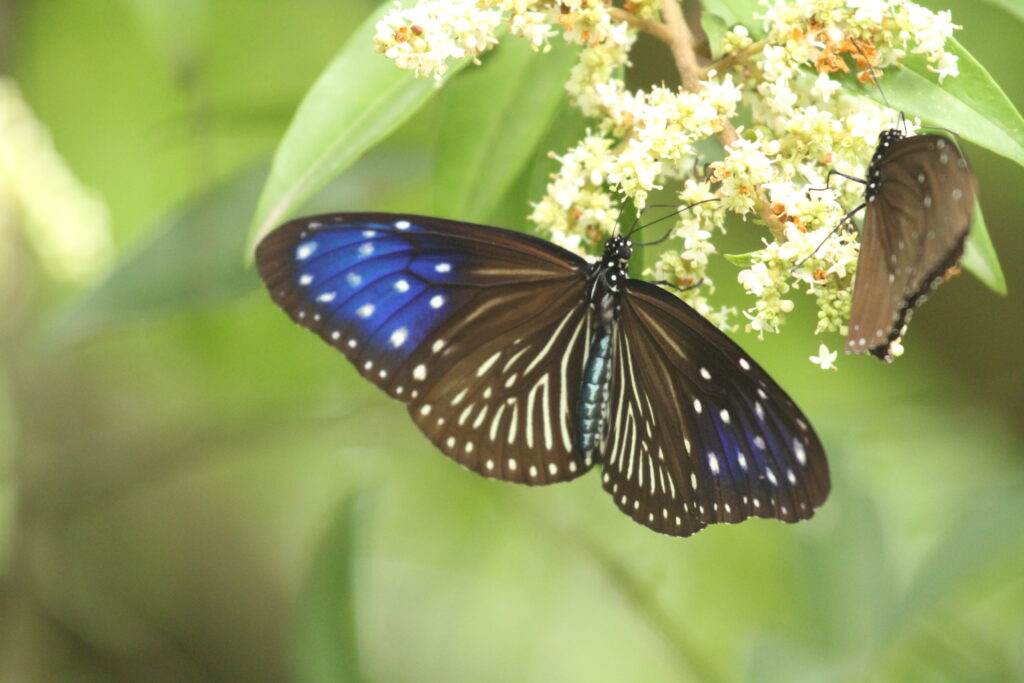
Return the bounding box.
[702,37,769,78]
[660,0,788,241]
[607,7,673,45]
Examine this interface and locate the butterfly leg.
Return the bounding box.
[807,170,868,195]
[647,277,705,294]
[790,203,865,272]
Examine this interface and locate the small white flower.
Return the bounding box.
[810,343,838,370]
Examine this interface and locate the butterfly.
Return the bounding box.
[255,212,830,537]
[838,127,975,361]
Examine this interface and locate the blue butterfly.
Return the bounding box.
[256,212,829,536]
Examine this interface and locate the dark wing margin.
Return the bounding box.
[256,212,595,483]
[847,134,975,360]
[600,281,830,537]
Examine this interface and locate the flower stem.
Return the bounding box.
[660,0,787,241]
[608,7,673,45]
[703,37,769,78]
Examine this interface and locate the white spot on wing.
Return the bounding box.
[389,327,408,348]
[413,364,427,381]
[317,291,336,303]
[356,303,374,318]
[430,294,445,309]
[794,439,807,465]
[435,262,451,273]
[476,351,501,377]
[296,242,317,260]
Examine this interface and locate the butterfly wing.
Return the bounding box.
[847,134,975,360]
[255,213,596,483]
[599,280,830,537]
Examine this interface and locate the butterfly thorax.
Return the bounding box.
[576,236,632,460]
[866,128,905,203]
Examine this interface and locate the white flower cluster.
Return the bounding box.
[374,0,652,80]
[373,0,503,79]
[736,222,859,339]
[374,0,963,367]
[527,133,618,255]
[0,77,111,284]
[761,0,960,81]
[643,181,735,331]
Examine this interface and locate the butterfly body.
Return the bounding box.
[257,213,829,537]
[576,236,631,457]
[846,128,975,361]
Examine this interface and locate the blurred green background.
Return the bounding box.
[1,1,1022,681]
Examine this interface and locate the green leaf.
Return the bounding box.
[50,164,269,342]
[248,1,471,249]
[722,250,760,267]
[700,0,765,38]
[961,201,1007,295]
[849,38,1024,169]
[433,39,576,222]
[978,0,1024,23]
[700,12,730,61]
[293,492,366,683]
[485,101,588,230]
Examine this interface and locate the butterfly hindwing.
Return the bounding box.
[847,133,975,360]
[601,281,830,537]
[256,213,595,483]
[406,290,594,484]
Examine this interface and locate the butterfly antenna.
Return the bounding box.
[790,204,864,273]
[849,38,897,128]
[632,198,721,246]
[623,203,688,239]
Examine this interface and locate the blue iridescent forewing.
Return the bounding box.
[256,213,596,484]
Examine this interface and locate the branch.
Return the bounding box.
[660,0,788,241]
[702,37,769,78]
[607,7,673,45]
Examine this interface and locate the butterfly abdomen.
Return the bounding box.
[576,328,614,456]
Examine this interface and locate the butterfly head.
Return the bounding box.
[876,127,905,151]
[603,236,633,267]
[867,127,908,200]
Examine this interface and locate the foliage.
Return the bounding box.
[0,1,1022,681]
